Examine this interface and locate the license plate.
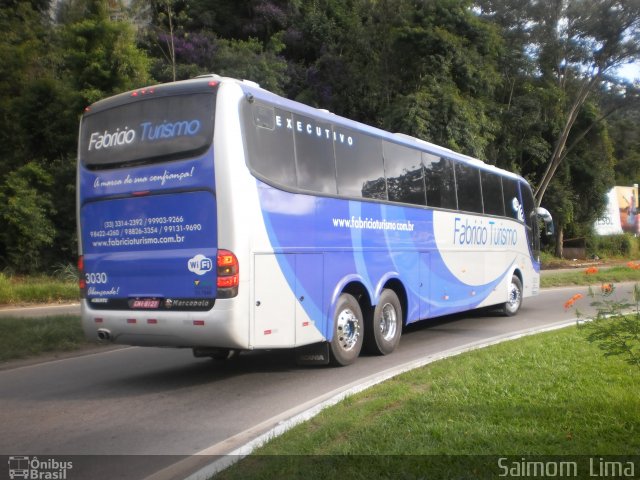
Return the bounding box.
[130,299,161,309]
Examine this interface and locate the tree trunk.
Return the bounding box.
[555,225,564,258]
[534,76,598,207]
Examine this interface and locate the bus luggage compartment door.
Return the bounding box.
[252,253,324,348]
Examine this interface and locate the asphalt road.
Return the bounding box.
[0,284,622,480]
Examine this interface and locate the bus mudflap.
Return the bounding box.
[295,342,330,366]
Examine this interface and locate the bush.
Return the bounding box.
[587,233,638,259]
[577,283,640,369]
[0,163,55,273]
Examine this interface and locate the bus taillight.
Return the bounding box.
[78,255,86,297]
[217,249,239,298]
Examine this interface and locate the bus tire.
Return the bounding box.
[329,293,364,366]
[501,275,523,316]
[365,289,402,355]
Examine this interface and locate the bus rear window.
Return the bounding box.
[80,93,216,169]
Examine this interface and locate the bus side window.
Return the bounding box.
[244,104,296,188]
[455,161,483,213]
[293,113,337,195]
[383,141,426,206]
[336,130,386,200]
[424,153,457,210]
[253,104,275,129]
[481,171,505,216]
[502,177,523,222]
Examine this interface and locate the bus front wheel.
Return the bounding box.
[365,289,402,355]
[501,275,523,316]
[329,293,364,366]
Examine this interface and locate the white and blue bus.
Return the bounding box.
[77,75,553,366]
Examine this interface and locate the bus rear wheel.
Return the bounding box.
[329,293,364,366]
[365,289,402,355]
[501,275,523,316]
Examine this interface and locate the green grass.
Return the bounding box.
[218,327,640,479]
[0,273,78,305]
[541,265,640,288]
[0,315,89,362]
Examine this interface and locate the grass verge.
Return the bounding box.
[217,327,640,479]
[0,315,89,362]
[541,265,640,288]
[0,273,78,305]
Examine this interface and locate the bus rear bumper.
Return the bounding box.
[80,299,250,350]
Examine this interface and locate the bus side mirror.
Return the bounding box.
[536,207,554,236]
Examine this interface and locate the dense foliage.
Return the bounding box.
[1,0,639,272]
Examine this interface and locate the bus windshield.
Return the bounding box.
[80,93,215,169]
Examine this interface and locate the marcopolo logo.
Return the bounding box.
[188,254,213,276]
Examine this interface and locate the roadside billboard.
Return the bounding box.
[594,185,638,236]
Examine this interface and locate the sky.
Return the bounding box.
[617,62,640,82]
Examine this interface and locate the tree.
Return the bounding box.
[0,1,71,273]
[477,0,640,257]
[549,98,615,255]
[59,0,151,104]
[488,0,640,206]
[0,0,153,273]
[210,37,288,93]
[610,101,640,185]
[384,0,502,158]
[130,0,190,82]
[0,163,56,273]
[186,0,290,41]
[0,1,53,173]
[283,0,503,159]
[138,0,289,88]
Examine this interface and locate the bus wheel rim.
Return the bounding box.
[379,302,398,341]
[337,308,360,351]
[508,282,521,311]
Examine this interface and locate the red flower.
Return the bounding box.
[564,293,584,310]
[601,283,614,296]
[585,267,599,275]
